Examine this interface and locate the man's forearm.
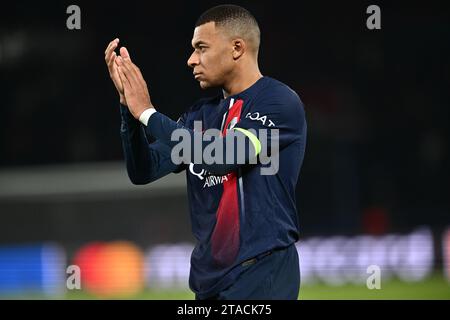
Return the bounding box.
[120,105,181,184]
[120,104,153,184]
[141,110,258,175]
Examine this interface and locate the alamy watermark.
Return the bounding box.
[66,265,81,290]
[170,121,280,176]
[366,265,381,289]
[366,5,381,30]
[66,5,81,30]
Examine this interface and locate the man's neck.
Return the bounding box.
[222,68,263,99]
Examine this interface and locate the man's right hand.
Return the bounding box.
[105,38,127,105]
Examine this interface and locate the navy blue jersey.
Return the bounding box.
[120,76,307,298]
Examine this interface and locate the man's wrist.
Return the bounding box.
[139,108,157,126]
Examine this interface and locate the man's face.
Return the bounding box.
[187,22,234,89]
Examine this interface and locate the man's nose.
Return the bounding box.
[187,52,199,68]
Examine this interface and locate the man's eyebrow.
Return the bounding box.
[192,40,208,48]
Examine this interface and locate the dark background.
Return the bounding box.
[0,1,449,244]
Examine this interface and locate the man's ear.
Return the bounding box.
[232,39,245,60]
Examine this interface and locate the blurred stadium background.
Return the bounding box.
[0,1,449,299]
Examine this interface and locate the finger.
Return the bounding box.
[107,51,117,68]
[104,39,118,61]
[117,55,138,84]
[133,64,144,80]
[126,60,141,81]
[117,66,131,90]
[118,55,145,91]
[119,47,141,80]
[105,41,119,61]
[117,46,147,93]
[120,46,131,61]
[119,52,142,83]
[120,47,139,76]
[116,55,130,72]
[132,64,147,89]
[105,38,119,55]
[105,39,119,64]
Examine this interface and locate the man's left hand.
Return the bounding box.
[116,47,155,119]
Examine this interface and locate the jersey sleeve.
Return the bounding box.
[171,112,189,173]
[119,104,186,185]
[233,84,306,154]
[144,111,255,176]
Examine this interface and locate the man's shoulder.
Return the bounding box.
[177,94,222,123]
[253,77,304,119]
[260,77,302,103]
[188,94,222,113]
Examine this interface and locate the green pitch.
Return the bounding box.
[4,273,449,300]
[62,273,449,300]
[298,273,450,300]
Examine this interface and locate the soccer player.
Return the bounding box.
[105,4,307,300]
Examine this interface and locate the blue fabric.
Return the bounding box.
[197,244,300,300]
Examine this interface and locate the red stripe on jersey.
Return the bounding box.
[211,99,243,267]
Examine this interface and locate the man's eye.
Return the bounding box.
[199,46,207,52]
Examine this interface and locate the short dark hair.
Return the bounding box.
[195,4,261,54]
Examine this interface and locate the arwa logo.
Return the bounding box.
[189,163,230,188]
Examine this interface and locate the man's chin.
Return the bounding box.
[199,79,221,90]
[199,80,211,89]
